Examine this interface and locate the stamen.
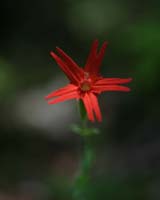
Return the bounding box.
[84,72,89,79]
[80,81,91,92]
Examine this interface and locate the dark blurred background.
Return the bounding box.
[0,0,160,199]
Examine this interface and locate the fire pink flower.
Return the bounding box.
[45,40,132,122]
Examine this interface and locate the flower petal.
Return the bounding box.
[45,84,78,99]
[96,78,132,85]
[47,90,79,104]
[94,41,108,74]
[82,93,95,122]
[56,47,84,79]
[84,40,108,75]
[50,51,80,84]
[93,85,131,94]
[89,93,102,122]
[84,40,99,72]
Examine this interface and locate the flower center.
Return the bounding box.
[80,81,91,92]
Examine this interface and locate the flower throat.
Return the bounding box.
[80,72,91,92]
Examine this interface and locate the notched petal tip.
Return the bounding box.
[91,39,99,52]
[93,39,108,46]
[45,96,49,100]
[47,101,54,105]
[44,95,54,103]
[45,95,53,100]
[50,51,56,58]
[103,41,108,46]
[122,77,133,85]
[93,39,99,44]
[125,87,131,92]
[100,41,108,52]
[127,77,133,82]
[117,86,131,92]
[55,46,62,52]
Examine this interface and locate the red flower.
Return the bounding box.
[45,40,132,122]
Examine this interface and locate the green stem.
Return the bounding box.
[72,101,95,200]
[72,136,94,200]
[81,136,94,176]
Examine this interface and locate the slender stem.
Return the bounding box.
[81,136,94,176]
[72,136,94,200]
[72,101,95,200]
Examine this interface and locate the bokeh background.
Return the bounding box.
[0,0,160,199]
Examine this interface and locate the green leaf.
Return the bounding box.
[71,124,100,136]
[70,124,82,135]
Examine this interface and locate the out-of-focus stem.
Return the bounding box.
[72,101,95,200]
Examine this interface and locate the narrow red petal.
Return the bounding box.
[93,85,131,93]
[45,84,78,99]
[94,41,108,74]
[82,93,95,122]
[89,93,102,122]
[96,78,132,85]
[84,40,108,75]
[56,47,84,79]
[84,40,99,72]
[50,51,79,84]
[48,91,79,104]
